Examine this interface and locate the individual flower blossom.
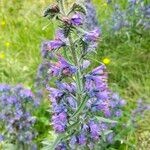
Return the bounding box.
[119,99,126,106]
[49,55,77,77]
[78,134,87,145]
[82,60,91,69]
[1,20,6,26]
[91,64,106,75]
[107,133,114,143]
[71,13,83,26]
[66,96,77,110]
[47,86,64,101]
[0,52,5,59]
[89,120,100,140]
[55,29,69,44]
[5,42,10,47]
[83,27,101,43]
[52,112,68,133]
[47,40,65,51]
[0,134,4,142]
[115,109,122,117]
[103,58,110,65]
[69,136,77,148]
[55,81,76,93]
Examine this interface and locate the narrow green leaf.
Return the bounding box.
[96,116,118,123]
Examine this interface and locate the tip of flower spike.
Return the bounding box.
[102,58,110,65]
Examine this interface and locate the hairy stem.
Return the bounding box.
[68,35,83,99]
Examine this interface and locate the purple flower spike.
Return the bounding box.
[71,13,83,26]
[43,1,127,148]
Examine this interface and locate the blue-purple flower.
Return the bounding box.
[78,134,87,145]
[83,27,101,43]
[52,112,67,133]
[47,40,65,51]
[89,120,100,140]
[49,55,77,77]
[71,13,83,26]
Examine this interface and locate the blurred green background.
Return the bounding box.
[0,0,150,149]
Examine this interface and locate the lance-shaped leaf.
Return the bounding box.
[96,116,118,124]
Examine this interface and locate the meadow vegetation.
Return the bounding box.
[0,0,150,149]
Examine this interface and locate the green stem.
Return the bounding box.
[72,95,89,118]
[68,35,83,94]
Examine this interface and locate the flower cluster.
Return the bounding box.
[131,99,150,124]
[111,5,129,31]
[105,0,150,32]
[0,84,37,146]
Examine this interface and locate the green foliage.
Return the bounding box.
[0,0,150,149]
